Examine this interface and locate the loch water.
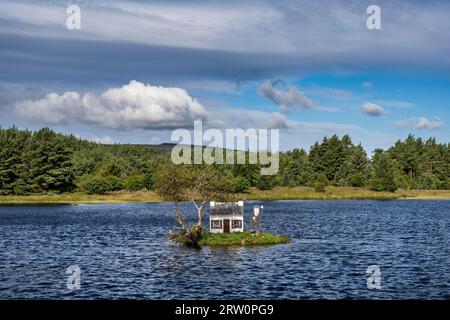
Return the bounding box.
[0,200,449,299]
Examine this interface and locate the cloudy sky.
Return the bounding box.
[0,0,449,152]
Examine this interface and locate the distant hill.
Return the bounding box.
[101,142,177,153]
[104,143,240,154]
[136,143,177,153]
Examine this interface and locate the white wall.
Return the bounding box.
[210,215,244,233]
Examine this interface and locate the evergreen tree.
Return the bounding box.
[350,144,368,175]
[322,135,343,181]
[370,150,397,192]
[282,149,313,186]
[389,134,423,182]
[0,127,31,194]
[22,128,75,193]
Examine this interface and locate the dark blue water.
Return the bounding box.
[0,200,449,299]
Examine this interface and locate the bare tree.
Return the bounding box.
[190,166,234,227]
[154,161,190,229]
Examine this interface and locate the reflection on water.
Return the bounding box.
[0,200,449,299]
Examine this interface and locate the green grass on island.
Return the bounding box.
[198,231,290,246]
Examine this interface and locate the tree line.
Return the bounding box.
[0,126,448,196]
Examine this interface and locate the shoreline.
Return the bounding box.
[0,187,449,205]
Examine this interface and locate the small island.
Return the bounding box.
[167,200,288,247]
[170,228,289,247]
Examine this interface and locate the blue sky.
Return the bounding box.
[0,0,449,153]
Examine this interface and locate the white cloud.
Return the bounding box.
[259,80,313,113]
[90,136,115,144]
[396,117,444,130]
[361,103,388,116]
[15,80,208,130]
[207,107,289,130]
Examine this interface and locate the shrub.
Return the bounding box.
[416,174,437,190]
[315,173,328,193]
[256,175,275,190]
[12,179,28,195]
[169,225,204,247]
[437,179,449,190]
[125,175,146,191]
[98,162,124,177]
[346,173,367,187]
[369,178,383,192]
[233,177,251,193]
[394,172,413,190]
[105,175,124,191]
[142,171,154,190]
[336,178,347,187]
[82,176,110,194]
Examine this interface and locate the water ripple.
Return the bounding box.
[0,200,449,299]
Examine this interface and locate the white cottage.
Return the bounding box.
[209,201,244,233]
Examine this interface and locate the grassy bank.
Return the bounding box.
[0,190,161,205]
[395,189,450,199]
[238,186,403,201]
[0,187,449,205]
[198,231,289,246]
[239,187,450,201]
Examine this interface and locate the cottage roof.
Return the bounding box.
[210,201,244,216]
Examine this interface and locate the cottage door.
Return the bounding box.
[223,219,230,233]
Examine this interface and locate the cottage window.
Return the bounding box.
[232,220,242,229]
[211,220,222,229]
